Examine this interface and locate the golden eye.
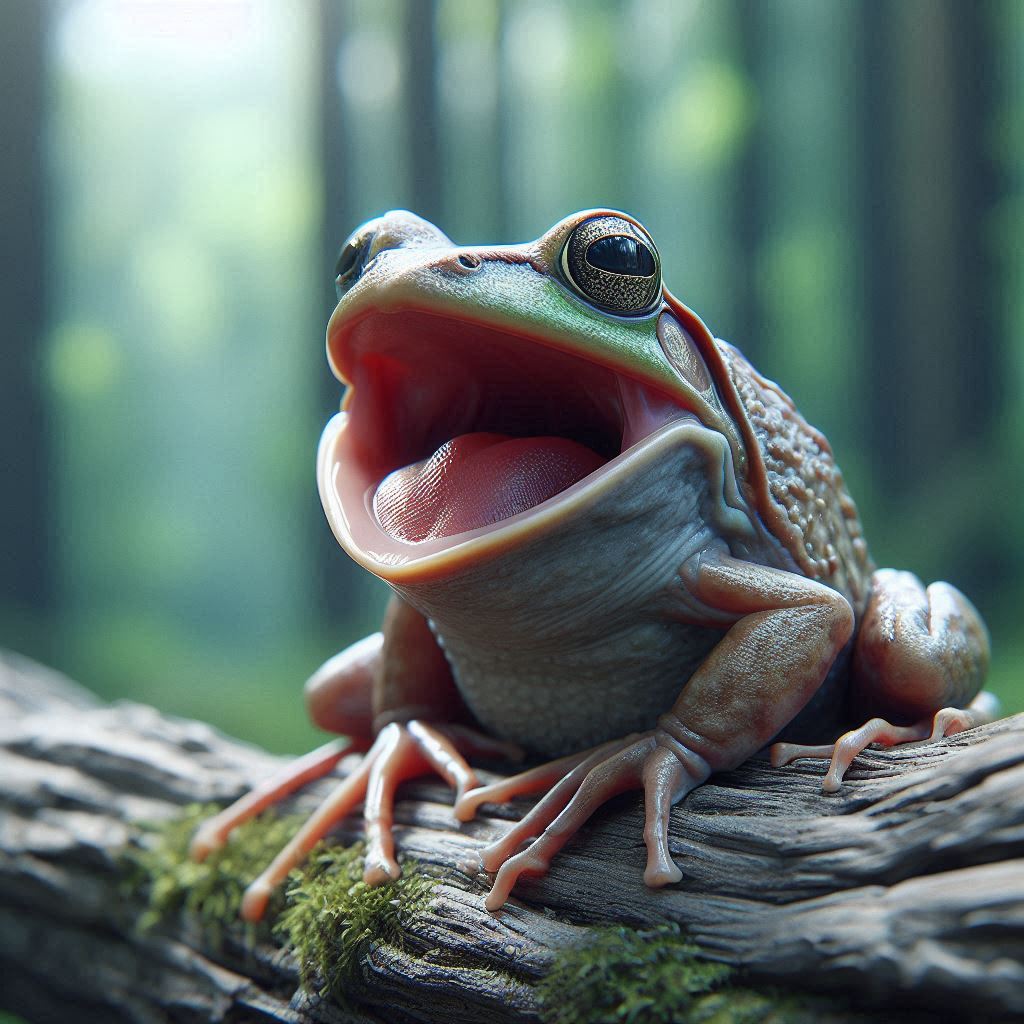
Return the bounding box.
[561,215,662,315]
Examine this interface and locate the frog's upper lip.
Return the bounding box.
[318,305,692,582]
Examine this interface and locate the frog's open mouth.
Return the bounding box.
[319,307,692,575]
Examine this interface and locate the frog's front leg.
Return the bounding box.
[191,595,517,922]
[458,551,854,910]
[771,568,994,791]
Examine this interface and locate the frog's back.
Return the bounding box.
[714,340,875,615]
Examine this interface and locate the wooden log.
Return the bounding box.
[1,649,1022,1023]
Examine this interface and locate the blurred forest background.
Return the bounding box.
[1,0,1022,759]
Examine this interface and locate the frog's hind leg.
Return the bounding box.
[771,692,999,792]
[193,597,521,922]
[191,596,479,862]
[463,552,858,910]
[770,568,995,792]
[235,718,519,920]
[189,632,383,862]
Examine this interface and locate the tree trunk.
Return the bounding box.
[1,650,1022,1023]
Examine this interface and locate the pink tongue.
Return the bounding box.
[374,432,606,542]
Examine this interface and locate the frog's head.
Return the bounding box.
[318,209,740,583]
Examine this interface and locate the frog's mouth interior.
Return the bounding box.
[327,308,688,555]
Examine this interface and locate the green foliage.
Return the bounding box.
[125,809,877,1022]
[125,804,434,1000]
[678,990,870,1024]
[124,803,307,943]
[536,924,732,1024]
[535,925,867,1024]
[276,842,434,998]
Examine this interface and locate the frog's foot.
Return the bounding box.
[770,691,1000,793]
[193,720,509,923]
[456,732,709,911]
[190,737,359,862]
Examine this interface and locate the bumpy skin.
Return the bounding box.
[718,342,873,611]
[192,209,993,918]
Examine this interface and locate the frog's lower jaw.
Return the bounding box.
[318,308,706,582]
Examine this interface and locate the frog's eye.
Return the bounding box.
[333,231,374,299]
[561,215,662,315]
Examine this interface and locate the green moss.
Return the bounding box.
[124,804,434,999]
[536,924,732,1024]
[125,809,863,1022]
[123,802,307,943]
[535,925,870,1024]
[682,989,840,1024]
[276,841,434,998]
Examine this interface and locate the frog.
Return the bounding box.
[190,209,995,921]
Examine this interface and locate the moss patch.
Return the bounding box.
[126,808,868,1022]
[276,841,434,998]
[124,803,307,942]
[535,925,869,1024]
[124,803,434,996]
[536,924,731,1024]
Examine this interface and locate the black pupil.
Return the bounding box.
[586,235,655,277]
[334,240,364,280]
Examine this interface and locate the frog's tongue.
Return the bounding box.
[373,432,606,543]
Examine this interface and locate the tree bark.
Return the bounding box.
[1,650,1022,1023]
